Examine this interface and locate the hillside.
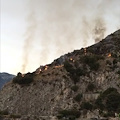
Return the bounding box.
[0,72,15,89]
[0,29,120,120]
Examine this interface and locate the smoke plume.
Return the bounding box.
[21,3,37,73]
[92,17,106,43]
[21,0,120,73]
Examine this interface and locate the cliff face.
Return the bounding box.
[0,30,120,120]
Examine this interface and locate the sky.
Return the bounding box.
[1,0,120,75]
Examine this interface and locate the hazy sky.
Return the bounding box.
[1,0,120,75]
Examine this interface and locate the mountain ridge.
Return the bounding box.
[0,72,15,89]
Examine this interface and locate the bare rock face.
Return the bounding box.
[0,29,120,120]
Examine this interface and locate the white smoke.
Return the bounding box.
[21,0,120,73]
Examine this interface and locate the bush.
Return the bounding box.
[76,68,86,76]
[64,61,80,83]
[113,59,117,65]
[106,92,120,112]
[90,62,100,71]
[70,75,79,83]
[81,55,100,71]
[106,60,112,65]
[57,109,80,119]
[112,53,117,58]
[102,88,117,96]
[86,83,96,92]
[74,93,82,102]
[10,114,21,118]
[81,102,93,110]
[95,97,104,110]
[0,110,9,115]
[117,70,120,75]
[71,85,79,92]
[13,72,34,85]
[64,61,87,83]
[103,111,115,117]
[95,87,120,113]
[64,61,75,74]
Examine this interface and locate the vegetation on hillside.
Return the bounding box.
[57,109,80,120]
[95,88,120,116]
[13,72,34,85]
[64,60,87,83]
[80,55,101,71]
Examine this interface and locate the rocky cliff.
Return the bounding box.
[0,30,120,120]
